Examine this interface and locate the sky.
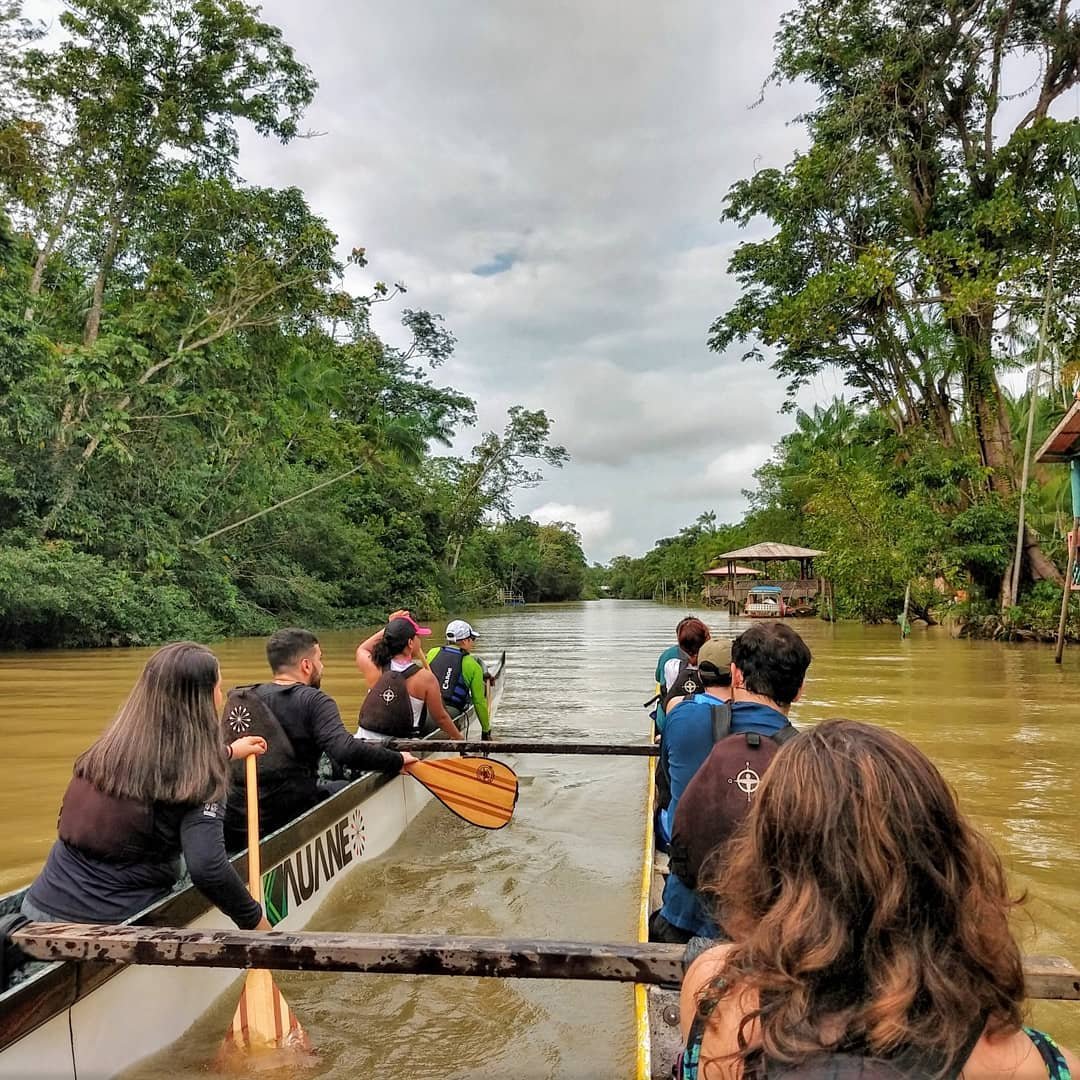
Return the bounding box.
[228,0,842,563]
[29,0,841,561]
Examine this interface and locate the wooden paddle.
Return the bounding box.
[12,925,1080,1000]
[216,756,313,1066]
[404,755,518,828]
[390,738,659,756]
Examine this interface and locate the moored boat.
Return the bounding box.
[0,652,506,1079]
[744,584,786,617]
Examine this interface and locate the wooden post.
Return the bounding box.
[1056,521,1078,664]
[1009,244,1057,609]
[900,582,911,638]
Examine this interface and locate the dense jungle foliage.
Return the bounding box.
[0,0,585,647]
[603,0,1080,635]
[602,396,1079,636]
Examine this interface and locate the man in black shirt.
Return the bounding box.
[224,628,417,849]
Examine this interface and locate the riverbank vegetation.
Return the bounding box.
[0,1,584,648]
[603,0,1080,637]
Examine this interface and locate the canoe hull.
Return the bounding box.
[0,654,506,1079]
[636,757,684,1079]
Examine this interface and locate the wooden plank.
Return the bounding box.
[1025,955,1080,1001]
[9,927,1079,1000]
[11,925,685,986]
[388,740,659,756]
[1035,398,1080,463]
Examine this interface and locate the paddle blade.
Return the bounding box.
[406,755,519,829]
[215,969,315,1070]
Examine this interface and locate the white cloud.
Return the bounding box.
[528,502,613,550]
[694,443,777,498]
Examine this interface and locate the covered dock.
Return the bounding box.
[703,542,829,617]
[1034,395,1080,662]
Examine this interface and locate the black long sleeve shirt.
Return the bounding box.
[27,798,262,929]
[225,683,404,840]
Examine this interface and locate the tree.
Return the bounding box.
[711,0,1080,597]
[442,407,569,569]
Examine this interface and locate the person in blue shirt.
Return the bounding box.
[649,623,812,944]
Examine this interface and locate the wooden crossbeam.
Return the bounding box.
[9,925,1080,1000]
[387,739,659,756]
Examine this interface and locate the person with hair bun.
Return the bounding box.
[355,611,462,741]
[23,642,271,930]
[679,720,1077,1079]
[656,618,712,732]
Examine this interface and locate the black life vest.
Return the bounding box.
[58,776,159,863]
[221,684,318,844]
[661,662,706,710]
[429,647,469,709]
[358,663,421,737]
[668,705,797,890]
[222,685,309,788]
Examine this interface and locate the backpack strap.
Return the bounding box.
[772,722,798,745]
[396,663,420,679]
[709,701,732,743]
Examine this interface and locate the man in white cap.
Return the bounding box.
[426,619,493,740]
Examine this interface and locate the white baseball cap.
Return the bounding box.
[445,619,480,642]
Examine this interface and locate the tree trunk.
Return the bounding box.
[26,184,77,317]
[83,204,124,347]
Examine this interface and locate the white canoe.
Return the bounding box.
[0,653,506,1079]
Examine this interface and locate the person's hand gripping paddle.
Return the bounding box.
[217,755,314,1067]
[404,755,518,829]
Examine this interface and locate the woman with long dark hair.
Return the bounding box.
[23,642,270,930]
[679,720,1076,1079]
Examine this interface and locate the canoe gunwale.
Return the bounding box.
[0,650,507,1057]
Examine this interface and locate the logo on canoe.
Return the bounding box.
[476,763,496,784]
[226,705,252,734]
[728,762,760,801]
[345,809,366,859]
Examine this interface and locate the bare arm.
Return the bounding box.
[680,944,755,1077]
[417,671,464,740]
[355,630,384,689]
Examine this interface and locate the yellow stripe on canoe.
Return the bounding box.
[635,754,658,1080]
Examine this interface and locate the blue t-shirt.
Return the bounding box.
[658,698,789,935]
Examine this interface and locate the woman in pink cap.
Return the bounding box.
[355,611,463,741]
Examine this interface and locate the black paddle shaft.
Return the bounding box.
[387,739,659,756]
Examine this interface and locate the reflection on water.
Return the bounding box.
[1,601,1078,1074]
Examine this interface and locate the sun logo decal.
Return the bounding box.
[476,763,496,784]
[381,688,396,704]
[345,810,366,859]
[226,705,252,735]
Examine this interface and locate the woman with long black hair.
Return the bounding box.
[23,642,270,930]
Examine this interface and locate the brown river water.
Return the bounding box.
[1,599,1078,1077]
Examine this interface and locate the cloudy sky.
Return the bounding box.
[34,0,842,560]
[225,0,846,562]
